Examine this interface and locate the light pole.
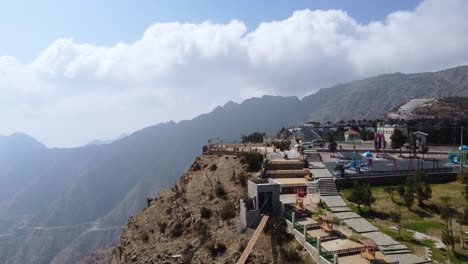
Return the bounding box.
[461,127,464,173]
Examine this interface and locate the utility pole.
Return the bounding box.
[461,127,464,173]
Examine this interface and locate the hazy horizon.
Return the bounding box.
[1,0,467,147]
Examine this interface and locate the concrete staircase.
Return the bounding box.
[317,178,339,196]
[307,181,318,194]
[380,244,411,255]
[305,151,322,163]
[270,236,279,264]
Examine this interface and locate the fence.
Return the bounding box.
[320,234,339,242]
[294,222,304,233]
[320,248,335,261]
[306,236,317,245]
[344,167,453,178]
[330,246,365,256]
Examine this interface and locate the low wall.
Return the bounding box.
[286,220,332,264]
[240,199,261,227]
[265,171,306,178]
[336,172,457,188]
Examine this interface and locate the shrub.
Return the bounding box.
[265,217,292,245]
[140,231,149,243]
[215,184,227,198]
[238,152,263,172]
[200,207,212,219]
[317,199,328,209]
[191,162,202,171]
[195,221,210,240]
[238,173,248,187]
[241,132,265,143]
[271,140,291,151]
[207,241,227,257]
[220,202,236,220]
[238,240,247,253]
[158,222,167,234]
[279,246,302,263]
[171,222,184,237]
[210,164,218,172]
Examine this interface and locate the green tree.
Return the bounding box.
[384,186,397,203]
[326,133,338,157]
[390,207,402,239]
[420,145,429,159]
[348,181,376,211]
[440,196,456,253]
[390,129,407,156]
[407,170,432,206]
[238,152,263,172]
[403,184,415,209]
[457,207,468,249]
[241,132,265,143]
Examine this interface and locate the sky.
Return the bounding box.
[0,0,467,147]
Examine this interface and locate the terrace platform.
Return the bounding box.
[337,251,394,264]
[321,238,363,252]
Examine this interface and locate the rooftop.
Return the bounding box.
[344,130,360,135]
[271,178,307,186]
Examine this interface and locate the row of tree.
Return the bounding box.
[389,128,429,157]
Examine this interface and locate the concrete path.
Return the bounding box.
[343,218,379,233]
[320,195,347,207]
[333,212,361,220]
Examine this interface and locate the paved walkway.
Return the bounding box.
[320,196,347,207]
[311,158,430,264]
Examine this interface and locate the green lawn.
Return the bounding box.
[341,180,468,263]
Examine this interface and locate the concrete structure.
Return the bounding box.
[240,179,282,227]
[377,124,408,145]
[412,131,428,146]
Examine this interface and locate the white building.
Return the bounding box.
[376,124,408,145]
[412,131,428,146]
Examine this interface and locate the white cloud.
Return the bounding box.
[0,0,467,147]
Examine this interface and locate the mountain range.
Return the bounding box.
[0,65,467,263]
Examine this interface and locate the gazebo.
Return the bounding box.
[344,130,361,143]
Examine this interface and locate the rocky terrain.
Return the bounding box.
[387,97,468,120]
[303,65,468,121]
[111,154,273,264]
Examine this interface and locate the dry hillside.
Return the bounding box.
[110,154,274,264]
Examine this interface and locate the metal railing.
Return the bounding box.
[320,248,335,261]
[330,246,365,256]
[343,167,454,178]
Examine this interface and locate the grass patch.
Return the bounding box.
[341,181,468,263]
[402,220,442,233]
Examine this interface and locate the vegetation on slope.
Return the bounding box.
[342,179,468,263]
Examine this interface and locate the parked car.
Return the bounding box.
[296,142,312,149]
[311,139,325,147]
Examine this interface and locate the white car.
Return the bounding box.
[297,142,313,149]
[311,139,325,147]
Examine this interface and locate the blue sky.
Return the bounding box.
[0,0,467,147]
[2,0,421,61]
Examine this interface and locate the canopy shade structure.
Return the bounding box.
[361,151,373,158]
[459,145,468,151]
